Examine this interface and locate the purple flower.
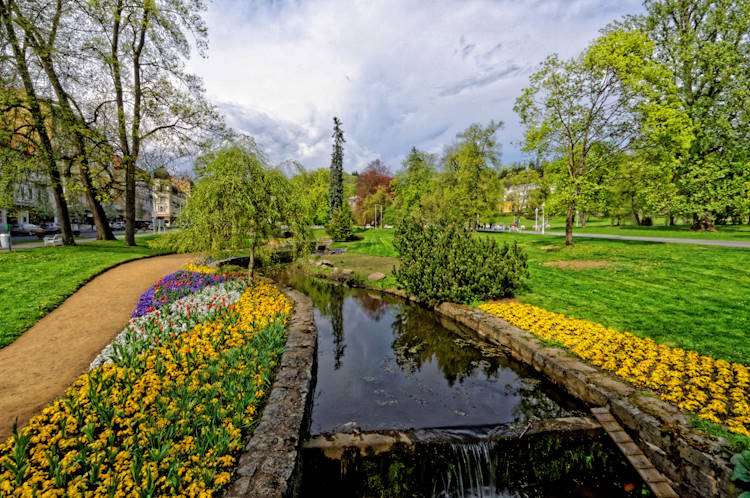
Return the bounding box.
[131,270,242,317]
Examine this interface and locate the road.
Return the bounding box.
[506,230,750,249]
[6,229,165,250]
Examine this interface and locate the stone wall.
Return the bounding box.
[435,302,738,498]
[224,288,317,498]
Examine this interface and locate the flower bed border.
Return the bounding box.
[224,287,317,498]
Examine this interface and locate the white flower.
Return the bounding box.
[90,278,249,369]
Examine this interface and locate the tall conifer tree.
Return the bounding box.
[328,117,345,214]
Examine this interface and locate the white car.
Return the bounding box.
[21,223,40,235]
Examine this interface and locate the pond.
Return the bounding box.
[276,272,646,497]
[282,275,582,434]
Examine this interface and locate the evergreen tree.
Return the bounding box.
[328,117,345,215]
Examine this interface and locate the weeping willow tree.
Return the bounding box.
[175,140,309,276]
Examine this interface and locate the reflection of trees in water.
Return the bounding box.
[353,292,389,321]
[391,306,501,386]
[330,284,346,370]
[293,277,339,316]
[282,273,348,370]
[511,379,572,421]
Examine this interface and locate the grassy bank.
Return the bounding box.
[0,236,169,348]
[318,229,750,364]
[494,215,750,241]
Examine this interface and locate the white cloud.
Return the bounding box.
[187,0,644,172]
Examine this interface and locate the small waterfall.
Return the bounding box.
[438,441,505,498]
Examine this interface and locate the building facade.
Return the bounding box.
[1,167,190,233]
[152,168,190,225]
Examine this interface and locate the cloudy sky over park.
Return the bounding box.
[188,0,644,173]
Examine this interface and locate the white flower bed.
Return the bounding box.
[90,278,249,369]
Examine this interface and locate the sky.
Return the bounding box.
[187,0,645,173]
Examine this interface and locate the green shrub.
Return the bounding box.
[393,216,529,305]
[326,205,355,242]
[732,450,750,498]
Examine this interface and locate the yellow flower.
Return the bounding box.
[479,301,750,436]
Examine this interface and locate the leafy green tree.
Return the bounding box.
[176,141,308,276]
[290,166,330,225]
[326,202,354,242]
[423,122,504,227]
[639,0,750,228]
[390,147,436,221]
[358,185,392,226]
[328,117,345,214]
[515,29,690,244]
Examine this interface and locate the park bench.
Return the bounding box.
[43,234,63,246]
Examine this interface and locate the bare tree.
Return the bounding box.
[8,0,116,239]
[84,0,222,245]
[0,0,75,244]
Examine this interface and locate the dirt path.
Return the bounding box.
[0,253,191,439]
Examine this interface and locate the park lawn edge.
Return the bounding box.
[0,240,173,349]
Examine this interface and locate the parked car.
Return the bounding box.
[42,222,61,234]
[110,221,125,230]
[11,223,41,236]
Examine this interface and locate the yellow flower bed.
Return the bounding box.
[479,301,750,437]
[0,281,291,497]
[183,262,217,274]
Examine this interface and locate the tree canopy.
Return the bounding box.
[175,141,308,275]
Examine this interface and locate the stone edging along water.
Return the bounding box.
[224,287,317,498]
[313,272,738,498]
[433,302,737,498]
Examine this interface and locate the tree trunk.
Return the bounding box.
[692,213,715,231]
[632,207,641,226]
[124,158,136,245]
[0,0,74,244]
[581,210,587,228]
[77,157,115,240]
[248,237,257,278]
[29,34,116,242]
[565,200,575,246]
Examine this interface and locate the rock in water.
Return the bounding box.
[367,272,386,281]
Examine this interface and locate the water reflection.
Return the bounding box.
[330,285,345,370]
[391,307,499,386]
[276,272,581,434]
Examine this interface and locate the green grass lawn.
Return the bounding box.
[320,228,750,364]
[0,236,169,349]
[494,215,750,241]
[331,229,398,257]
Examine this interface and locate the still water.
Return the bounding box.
[282,276,581,435]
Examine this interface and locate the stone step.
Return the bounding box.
[590,407,679,498]
[304,416,603,459]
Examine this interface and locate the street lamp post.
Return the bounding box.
[542,203,545,234]
[535,207,538,232]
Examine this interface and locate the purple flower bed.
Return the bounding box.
[131,270,242,317]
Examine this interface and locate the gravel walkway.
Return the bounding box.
[0,253,191,439]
